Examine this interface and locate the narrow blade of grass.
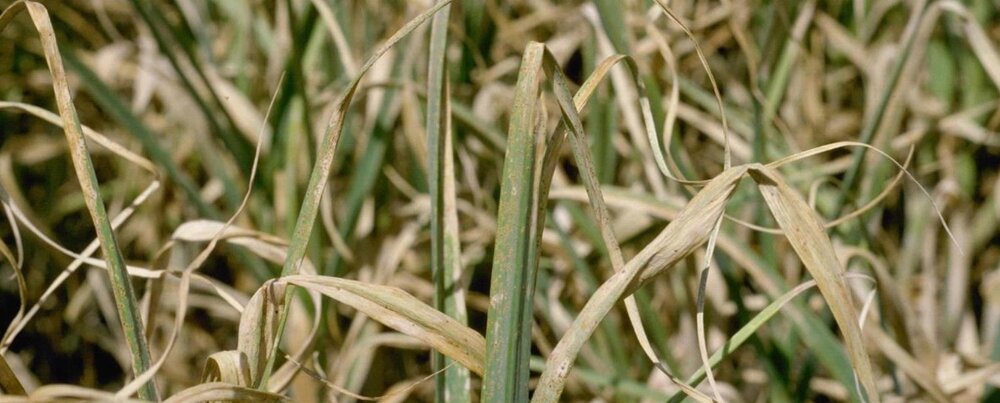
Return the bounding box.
[279,275,485,375]
[261,0,453,387]
[0,2,158,399]
[0,102,157,173]
[481,41,546,402]
[426,1,471,400]
[667,273,873,402]
[279,0,450,276]
[533,165,747,402]
[541,48,710,400]
[162,382,289,403]
[747,163,879,403]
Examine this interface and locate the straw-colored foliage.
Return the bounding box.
[1,0,998,401]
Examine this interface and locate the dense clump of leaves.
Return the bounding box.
[1,0,999,402]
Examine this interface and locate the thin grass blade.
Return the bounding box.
[261,0,452,386]
[279,275,485,375]
[533,165,747,402]
[748,164,879,402]
[0,2,157,399]
[425,2,471,400]
[482,41,546,402]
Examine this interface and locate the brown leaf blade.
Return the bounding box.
[239,285,284,387]
[532,165,747,402]
[0,350,25,395]
[163,382,288,403]
[279,275,485,376]
[202,351,253,388]
[748,164,879,403]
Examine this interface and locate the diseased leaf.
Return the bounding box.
[279,275,485,376]
[748,163,879,403]
[482,41,546,402]
[0,2,157,399]
[533,165,747,402]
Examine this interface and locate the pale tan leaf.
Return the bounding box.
[747,163,879,402]
[278,274,486,376]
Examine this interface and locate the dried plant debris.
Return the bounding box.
[1,0,999,401]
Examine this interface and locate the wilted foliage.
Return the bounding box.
[1,0,999,401]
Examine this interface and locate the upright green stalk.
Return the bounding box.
[258,1,452,387]
[482,42,546,403]
[0,2,158,399]
[426,1,471,401]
